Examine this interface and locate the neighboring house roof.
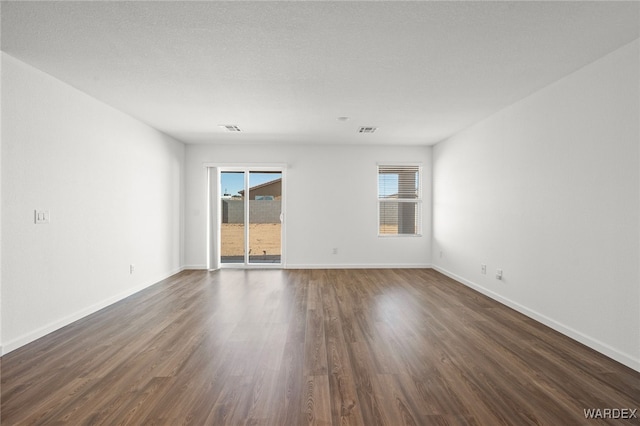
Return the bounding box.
[238,178,281,196]
[381,192,418,199]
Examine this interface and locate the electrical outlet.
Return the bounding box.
[496,269,503,280]
[439,250,443,258]
[130,264,135,274]
[332,248,338,255]
[481,264,487,274]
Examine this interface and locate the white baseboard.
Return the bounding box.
[1,267,183,356]
[185,264,433,270]
[182,264,207,270]
[285,263,432,269]
[183,264,434,270]
[432,265,640,373]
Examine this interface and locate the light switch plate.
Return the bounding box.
[34,210,50,224]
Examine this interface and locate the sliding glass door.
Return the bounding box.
[219,168,283,267]
[220,171,246,263]
[247,171,282,263]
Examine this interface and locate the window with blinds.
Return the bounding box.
[378,165,422,236]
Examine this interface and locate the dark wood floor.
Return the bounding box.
[1,269,639,425]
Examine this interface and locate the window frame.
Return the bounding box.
[377,163,423,237]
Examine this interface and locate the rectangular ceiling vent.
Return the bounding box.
[220,125,241,132]
[358,126,377,134]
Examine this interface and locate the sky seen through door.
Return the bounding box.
[221,172,280,197]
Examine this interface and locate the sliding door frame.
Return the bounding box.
[206,163,287,270]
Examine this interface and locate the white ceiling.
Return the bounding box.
[1,1,638,146]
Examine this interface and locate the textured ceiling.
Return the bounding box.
[2,1,638,145]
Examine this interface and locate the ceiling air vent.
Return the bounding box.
[358,126,377,134]
[220,125,241,132]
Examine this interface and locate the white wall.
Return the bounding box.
[0,14,3,352]
[432,40,639,371]
[1,54,185,354]
[184,144,432,269]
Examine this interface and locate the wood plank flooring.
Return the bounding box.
[1,269,639,425]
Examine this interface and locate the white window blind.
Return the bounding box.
[378,165,421,236]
